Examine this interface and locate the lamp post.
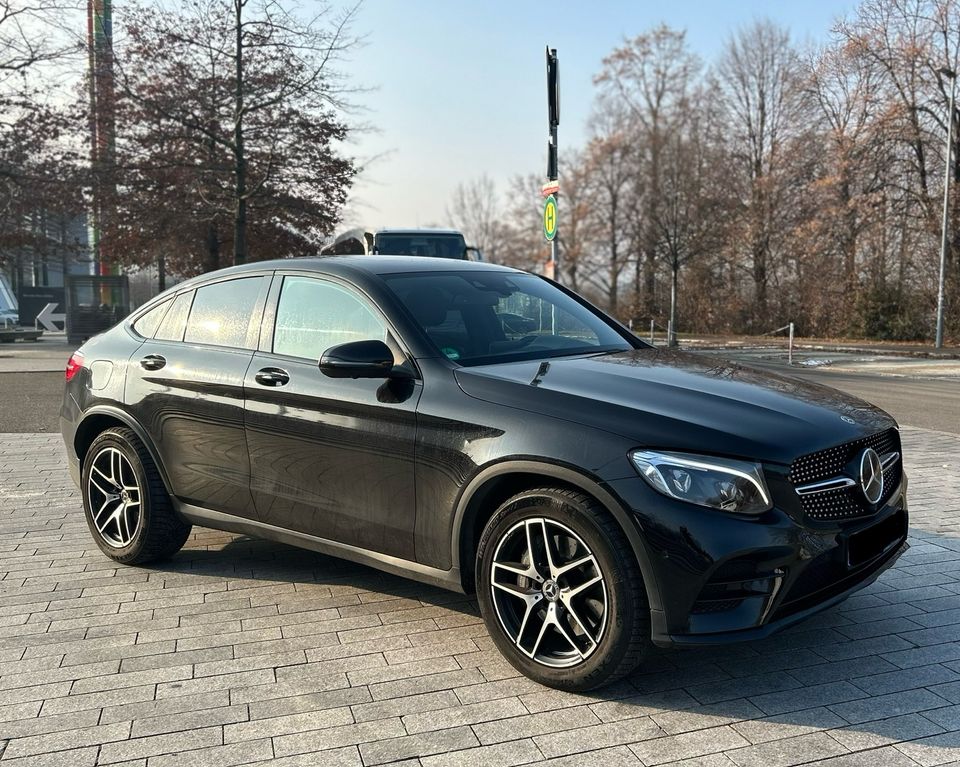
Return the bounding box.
[936,66,956,349]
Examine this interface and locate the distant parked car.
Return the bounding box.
[372,229,471,259]
[321,228,482,261]
[61,256,908,690]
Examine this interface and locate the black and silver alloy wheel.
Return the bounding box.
[87,446,142,548]
[477,487,650,691]
[81,427,191,564]
[490,517,608,668]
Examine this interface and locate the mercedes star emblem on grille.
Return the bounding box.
[859,448,884,505]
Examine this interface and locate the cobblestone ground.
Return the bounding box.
[0,428,958,767]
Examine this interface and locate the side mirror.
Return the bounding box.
[320,340,395,379]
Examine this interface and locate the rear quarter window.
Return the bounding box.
[155,291,194,342]
[131,299,171,339]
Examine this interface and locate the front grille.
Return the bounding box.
[690,598,743,615]
[790,429,902,522]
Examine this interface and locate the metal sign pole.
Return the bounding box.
[549,121,559,279]
[546,46,560,282]
[936,68,956,349]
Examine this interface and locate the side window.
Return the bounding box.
[184,277,263,349]
[131,299,171,339]
[273,276,386,360]
[155,291,194,342]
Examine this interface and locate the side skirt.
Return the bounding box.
[174,501,464,594]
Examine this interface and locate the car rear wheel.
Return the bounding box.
[476,487,650,691]
[81,427,191,564]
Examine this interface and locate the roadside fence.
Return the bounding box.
[762,322,795,365]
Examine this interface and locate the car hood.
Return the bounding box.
[454,348,896,466]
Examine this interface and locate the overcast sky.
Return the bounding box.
[342,0,855,231]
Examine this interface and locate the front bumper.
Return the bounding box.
[607,473,909,648]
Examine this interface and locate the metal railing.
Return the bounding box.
[762,322,795,365]
[628,319,676,347]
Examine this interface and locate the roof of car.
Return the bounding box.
[375,228,463,236]
[173,256,521,290]
[321,256,519,274]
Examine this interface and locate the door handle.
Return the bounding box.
[254,367,290,387]
[140,354,166,371]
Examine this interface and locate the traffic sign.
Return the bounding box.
[543,195,558,241]
[36,302,65,332]
[541,180,559,197]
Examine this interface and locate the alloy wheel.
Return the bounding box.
[87,447,142,548]
[489,516,608,668]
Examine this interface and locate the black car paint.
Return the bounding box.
[243,348,421,559]
[454,350,894,465]
[126,336,259,519]
[62,256,907,648]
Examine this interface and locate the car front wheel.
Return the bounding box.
[476,487,650,691]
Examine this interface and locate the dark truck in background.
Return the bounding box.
[320,227,483,261]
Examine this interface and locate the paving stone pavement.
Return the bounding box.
[0,427,958,766]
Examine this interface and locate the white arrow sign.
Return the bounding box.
[36,302,65,332]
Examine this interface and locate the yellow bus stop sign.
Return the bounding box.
[543,194,558,241]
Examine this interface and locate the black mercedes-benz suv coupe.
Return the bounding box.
[61,256,908,690]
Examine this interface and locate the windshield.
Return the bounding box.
[376,233,467,259]
[384,272,636,365]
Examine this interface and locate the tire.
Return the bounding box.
[81,427,191,564]
[476,487,650,691]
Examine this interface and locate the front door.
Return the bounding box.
[243,274,421,560]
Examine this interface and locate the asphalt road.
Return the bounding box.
[0,371,65,432]
[1,361,956,435]
[773,367,960,434]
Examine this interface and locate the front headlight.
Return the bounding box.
[630,450,772,514]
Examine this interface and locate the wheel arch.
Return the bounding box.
[74,406,174,497]
[452,459,662,612]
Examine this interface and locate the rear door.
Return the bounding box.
[243,273,421,559]
[125,274,269,518]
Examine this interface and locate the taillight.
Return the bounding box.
[65,352,85,381]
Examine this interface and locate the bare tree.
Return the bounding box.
[497,173,550,274]
[446,174,505,261]
[652,89,727,344]
[836,0,960,338]
[798,39,892,332]
[582,127,633,316]
[0,0,81,84]
[594,25,701,316]
[715,20,809,328]
[556,7,960,343]
[553,148,595,292]
[0,1,86,287]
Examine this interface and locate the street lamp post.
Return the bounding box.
[936,67,956,349]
